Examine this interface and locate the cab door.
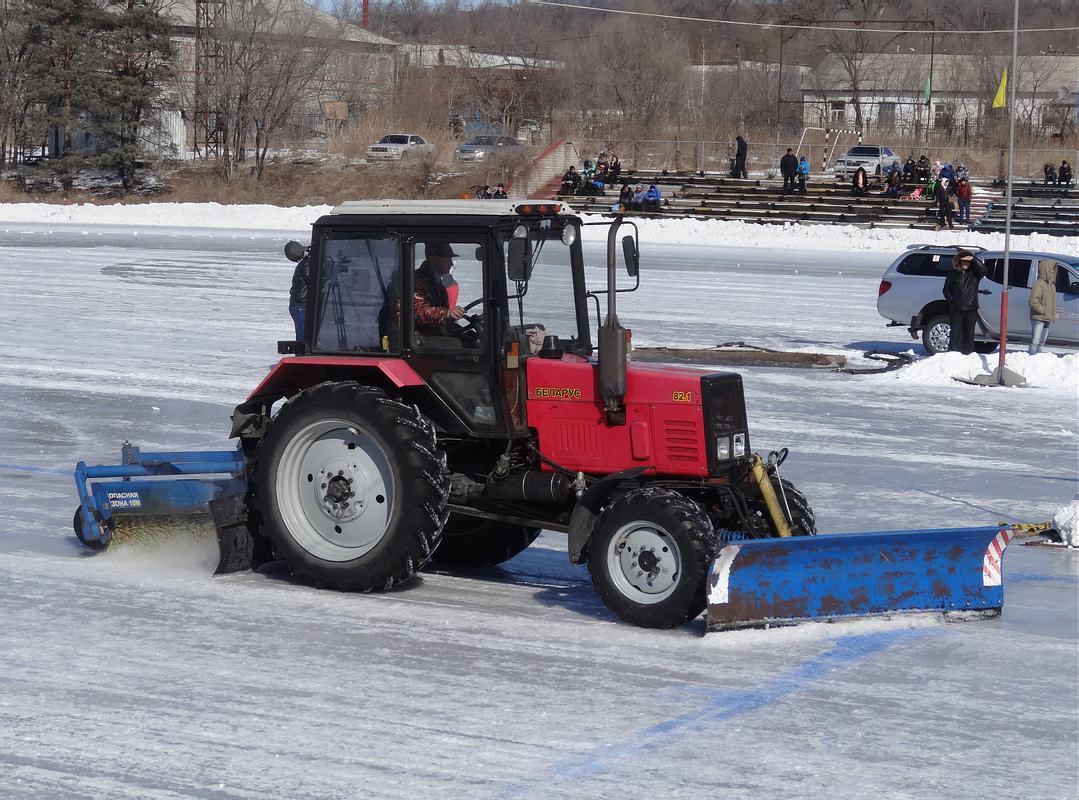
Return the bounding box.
[979,257,1032,336]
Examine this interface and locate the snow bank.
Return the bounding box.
[0,201,332,231]
[878,351,1079,392]
[1052,500,1079,547]
[0,201,1074,255]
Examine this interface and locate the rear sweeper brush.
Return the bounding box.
[72,200,1024,630]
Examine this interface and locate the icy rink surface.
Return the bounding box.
[0,216,1076,799]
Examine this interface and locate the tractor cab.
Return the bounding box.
[283,199,635,440]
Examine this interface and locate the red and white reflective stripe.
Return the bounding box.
[707,545,742,605]
[982,529,1013,586]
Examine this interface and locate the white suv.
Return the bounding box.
[832,145,900,178]
[876,245,1079,354]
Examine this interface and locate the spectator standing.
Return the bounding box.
[1044,163,1057,185]
[954,177,973,224]
[734,135,748,178]
[608,154,622,182]
[1059,160,1073,187]
[942,250,988,354]
[902,156,918,181]
[492,183,508,199]
[644,182,662,211]
[796,155,810,194]
[561,166,580,196]
[934,177,955,229]
[779,148,798,195]
[1028,260,1059,355]
[286,241,309,340]
[850,167,869,197]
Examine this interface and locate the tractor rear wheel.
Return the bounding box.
[253,382,448,591]
[587,488,719,629]
[430,514,540,568]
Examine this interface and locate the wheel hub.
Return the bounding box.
[608,524,681,602]
[276,418,395,561]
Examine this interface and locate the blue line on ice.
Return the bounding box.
[505,628,925,795]
[0,463,70,477]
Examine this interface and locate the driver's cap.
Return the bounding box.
[424,242,459,259]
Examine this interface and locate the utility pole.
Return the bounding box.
[925,22,935,152]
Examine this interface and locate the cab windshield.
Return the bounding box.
[500,224,586,356]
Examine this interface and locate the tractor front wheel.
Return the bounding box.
[253,382,448,591]
[430,514,540,568]
[588,488,718,629]
[746,477,817,538]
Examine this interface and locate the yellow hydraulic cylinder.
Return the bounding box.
[749,454,793,537]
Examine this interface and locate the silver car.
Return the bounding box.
[832,145,900,178]
[453,135,525,163]
[876,244,1079,353]
[366,133,435,161]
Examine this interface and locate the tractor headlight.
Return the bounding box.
[733,433,746,457]
[716,437,730,461]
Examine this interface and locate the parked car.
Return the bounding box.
[831,145,900,178]
[453,135,525,163]
[365,134,435,161]
[876,244,1079,354]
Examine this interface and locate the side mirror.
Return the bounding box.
[284,240,305,262]
[507,238,533,282]
[1069,281,1079,295]
[621,234,639,277]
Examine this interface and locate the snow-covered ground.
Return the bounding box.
[0,206,1076,799]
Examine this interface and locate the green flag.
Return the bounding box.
[923,76,932,106]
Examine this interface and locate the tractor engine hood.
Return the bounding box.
[524,357,749,478]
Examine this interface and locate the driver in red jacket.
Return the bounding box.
[413,242,465,335]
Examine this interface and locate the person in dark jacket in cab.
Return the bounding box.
[942,249,988,354]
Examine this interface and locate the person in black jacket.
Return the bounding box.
[779,148,798,195]
[934,177,955,229]
[942,250,988,354]
[561,166,580,196]
[286,241,309,340]
[733,135,748,178]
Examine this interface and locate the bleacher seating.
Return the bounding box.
[551,170,1078,236]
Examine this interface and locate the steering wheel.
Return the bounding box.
[455,312,484,336]
[462,297,484,313]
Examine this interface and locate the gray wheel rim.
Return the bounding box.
[275,418,395,562]
[605,521,682,604]
[928,321,951,354]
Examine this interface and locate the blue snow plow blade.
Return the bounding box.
[706,526,1015,631]
[74,444,247,548]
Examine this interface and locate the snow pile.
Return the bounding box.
[1051,500,1079,547]
[0,201,332,231]
[880,351,1079,392]
[0,201,1075,255]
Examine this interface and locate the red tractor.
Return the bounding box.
[233,200,813,628]
[76,201,1018,631]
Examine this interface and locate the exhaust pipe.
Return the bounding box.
[598,219,629,425]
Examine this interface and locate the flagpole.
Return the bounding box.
[997,0,1019,384]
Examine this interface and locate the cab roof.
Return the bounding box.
[329,199,574,217]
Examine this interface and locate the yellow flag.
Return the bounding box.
[992,68,1007,109]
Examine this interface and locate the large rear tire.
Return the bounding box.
[430,514,540,568]
[587,488,718,629]
[253,382,448,591]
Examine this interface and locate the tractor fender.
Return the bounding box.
[246,357,426,403]
[567,466,652,564]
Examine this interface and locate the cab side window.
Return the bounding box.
[314,236,399,353]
